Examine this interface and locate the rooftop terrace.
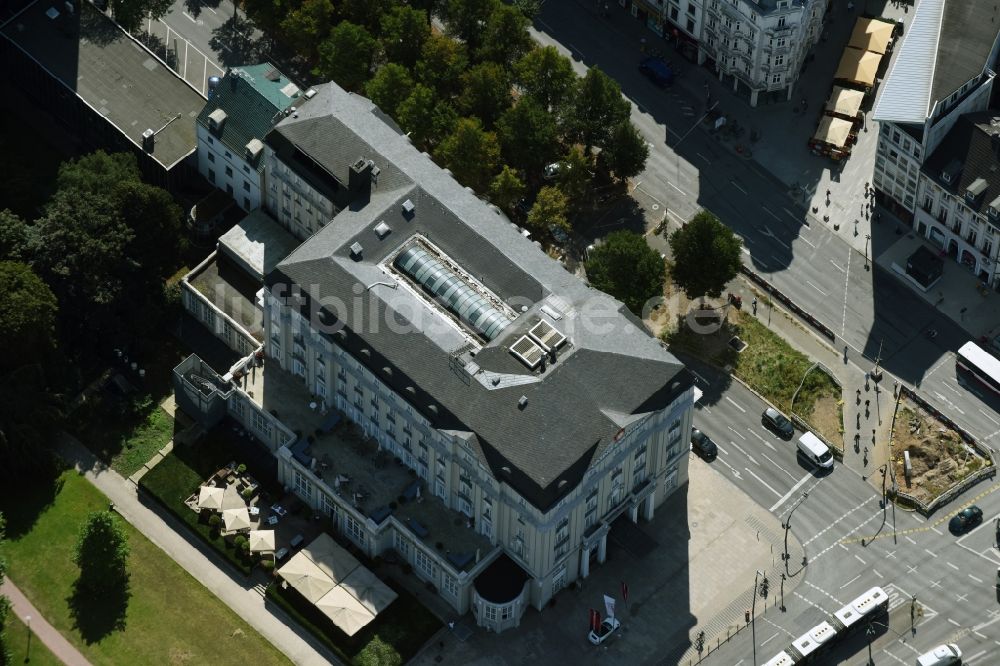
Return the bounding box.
[1,0,202,168]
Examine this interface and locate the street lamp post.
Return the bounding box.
[782,491,809,570]
[752,569,764,666]
[866,622,876,665]
[865,234,871,270]
[25,614,32,663]
[780,573,786,612]
[671,100,720,180]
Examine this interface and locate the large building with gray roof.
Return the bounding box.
[872,0,1000,228]
[176,80,694,631]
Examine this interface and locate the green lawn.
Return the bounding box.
[72,402,176,478]
[5,613,63,666]
[0,470,290,666]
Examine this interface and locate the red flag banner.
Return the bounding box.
[589,608,598,632]
[622,581,629,602]
[594,610,601,632]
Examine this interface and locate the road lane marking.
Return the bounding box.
[669,181,686,195]
[748,430,776,451]
[969,574,984,583]
[929,580,942,589]
[695,152,711,164]
[745,467,782,497]
[799,236,816,248]
[762,206,780,220]
[841,251,851,335]
[728,426,747,440]
[770,473,812,512]
[718,457,742,479]
[806,280,828,296]
[947,562,959,570]
[829,260,846,272]
[924,548,937,558]
[930,526,942,535]
[974,631,987,639]
[182,10,197,22]
[760,632,780,646]
[854,554,866,565]
[905,536,916,545]
[761,453,796,480]
[806,496,878,546]
[732,181,747,194]
[690,369,709,385]
[873,568,883,578]
[966,650,988,664]
[980,408,1000,426]
[948,618,960,627]
[840,574,861,589]
[730,441,759,465]
[725,396,746,413]
[715,443,728,455]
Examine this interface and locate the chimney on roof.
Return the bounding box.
[348,157,373,198]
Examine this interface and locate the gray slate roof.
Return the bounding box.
[265,83,691,511]
[197,65,300,172]
[922,112,1000,216]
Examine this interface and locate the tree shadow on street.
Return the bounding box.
[78,4,122,46]
[209,15,269,68]
[183,0,222,20]
[135,31,178,70]
[67,576,131,644]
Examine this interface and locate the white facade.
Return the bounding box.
[263,151,339,241]
[701,0,825,106]
[197,125,265,212]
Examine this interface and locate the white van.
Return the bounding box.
[915,643,961,666]
[797,432,834,469]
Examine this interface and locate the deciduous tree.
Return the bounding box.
[0,364,61,484]
[514,46,577,113]
[477,4,532,68]
[415,34,468,97]
[0,209,30,261]
[585,230,665,315]
[340,0,396,32]
[526,186,569,234]
[569,67,630,150]
[496,98,559,175]
[434,117,500,192]
[279,0,335,61]
[555,146,592,206]
[365,64,415,118]
[601,121,649,181]
[317,21,378,91]
[458,62,512,128]
[379,5,430,68]
[668,211,743,301]
[74,511,130,594]
[396,84,456,151]
[489,166,525,215]
[111,0,173,32]
[0,262,58,373]
[440,0,499,52]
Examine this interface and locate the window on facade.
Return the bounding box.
[243,181,251,192]
[776,38,785,47]
[208,152,215,163]
[225,166,233,178]
[775,54,784,65]
[243,196,250,209]
[226,184,234,196]
[686,2,694,15]
[501,605,513,620]
[443,574,459,599]
[554,517,569,557]
[777,17,786,27]
[346,516,365,545]
[394,531,411,558]
[892,130,901,144]
[585,489,599,529]
[243,164,250,174]
[293,469,312,500]
[252,410,272,439]
[415,549,436,579]
[670,5,678,20]
[984,238,994,256]
[687,17,695,33]
[208,169,215,183]
[207,136,214,144]
[484,605,498,621]
[772,74,782,84]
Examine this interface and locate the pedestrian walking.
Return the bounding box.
[751,297,758,315]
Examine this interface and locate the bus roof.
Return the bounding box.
[958,342,1000,379]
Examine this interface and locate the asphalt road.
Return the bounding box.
[531,0,1000,452]
[686,356,1000,665]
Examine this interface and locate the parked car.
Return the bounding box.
[638,57,674,87]
[543,162,564,180]
[761,407,794,439]
[690,428,718,459]
[588,617,621,645]
[915,643,961,666]
[948,505,983,534]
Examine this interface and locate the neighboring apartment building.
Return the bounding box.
[701,0,825,106]
[871,0,1000,224]
[911,113,1000,289]
[176,81,695,633]
[630,0,704,52]
[196,64,301,211]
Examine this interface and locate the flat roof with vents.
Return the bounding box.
[510,336,544,369]
[528,319,567,351]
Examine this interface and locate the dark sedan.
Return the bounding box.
[949,506,983,534]
[762,407,794,440]
[691,428,718,459]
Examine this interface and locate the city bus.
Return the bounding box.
[956,341,1000,395]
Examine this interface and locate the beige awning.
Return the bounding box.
[813,116,854,148]
[220,482,246,511]
[315,586,377,636]
[338,567,398,615]
[196,486,224,511]
[848,18,895,54]
[278,551,337,603]
[222,507,251,533]
[835,48,882,86]
[248,529,275,553]
[825,87,865,118]
[300,533,361,582]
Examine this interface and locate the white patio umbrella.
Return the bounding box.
[316,586,377,636]
[248,529,275,553]
[278,551,336,603]
[222,507,251,533]
[339,566,398,615]
[300,533,360,582]
[220,482,246,511]
[196,486,224,511]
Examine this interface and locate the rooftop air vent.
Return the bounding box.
[304,88,317,99]
[374,221,391,239]
[208,108,227,132]
[518,396,528,410]
[509,335,544,369]
[245,138,264,162]
[141,128,155,153]
[528,319,567,351]
[349,242,363,259]
[402,199,416,216]
[406,386,417,395]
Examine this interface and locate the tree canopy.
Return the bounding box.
[111,0,173,32]
[441,0,499,52]
[365,63,415,118]
[459,62,512,128]
[569,67,631,150]
[0,364,61,485]
[74,511,130,594]
[279,0,334,61]
[477,4,533,68]
[497,99,560,176]
[0,209,29,262]
[434,117,500,192]
[396,84,455,151]
[489,166,525,216]
[0,262,58,373]
[668,211,743,300]
[317,21,378,91]
[527,186,569,234]
[586,230,665,315]
[514,46,577,113]
[379,5,430,68]
[601,121,649,181]
[554,146,592,206]
[415,34,469,98]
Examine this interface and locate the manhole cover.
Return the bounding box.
[729,336,748,352]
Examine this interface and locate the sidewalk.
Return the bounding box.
[728,279,895,485]
[1,578,91,666]
[53,433,338,666]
